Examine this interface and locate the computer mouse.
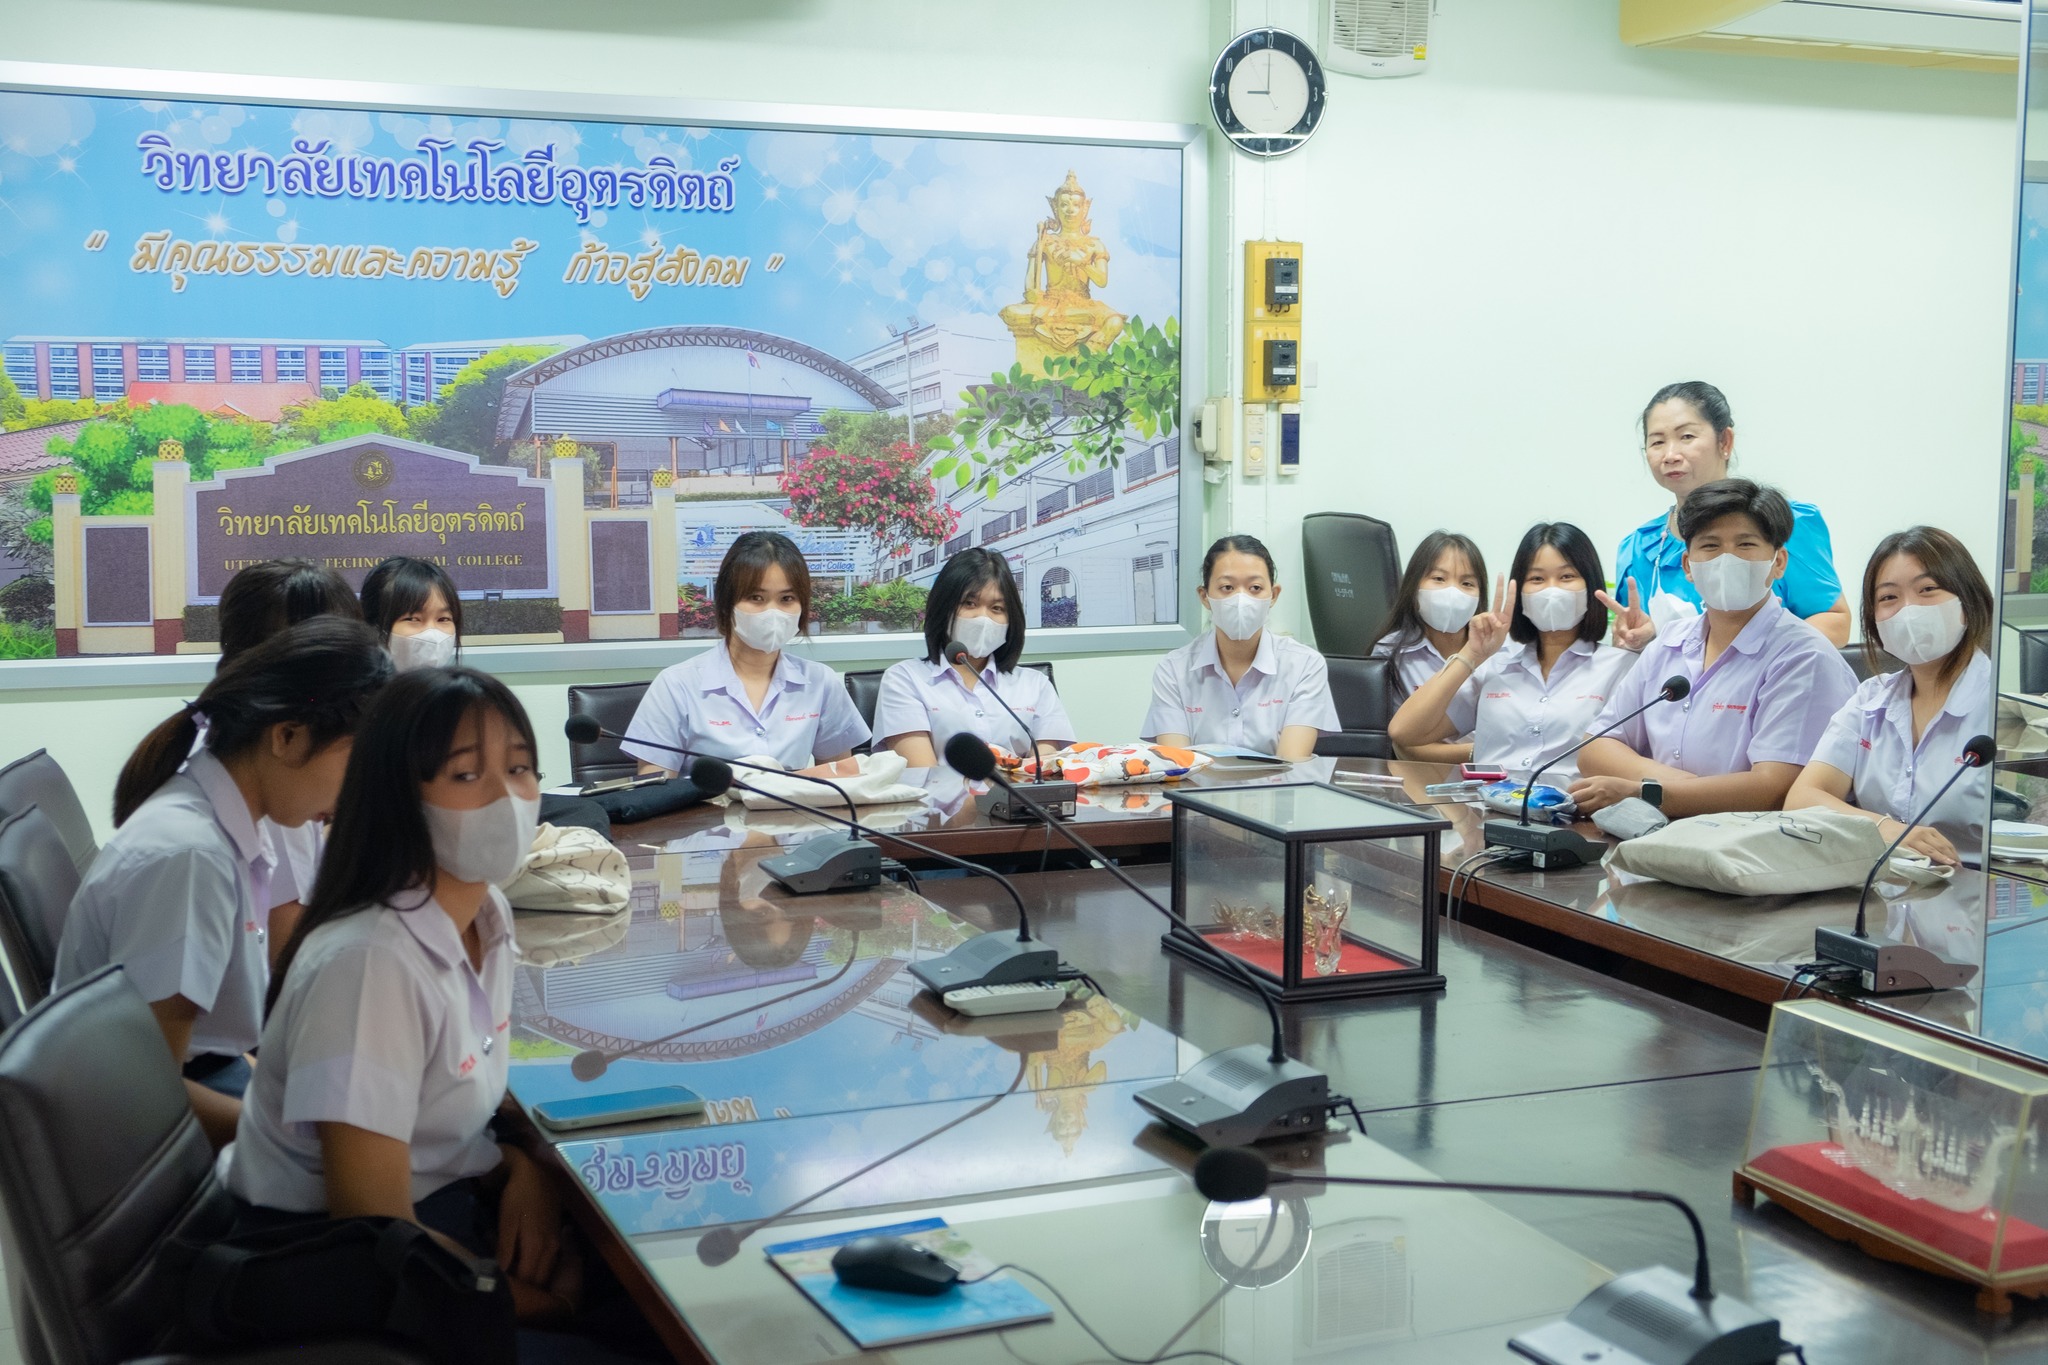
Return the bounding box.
[829,1235,962,1296]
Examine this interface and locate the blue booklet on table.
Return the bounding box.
[765,1217,1053,1349]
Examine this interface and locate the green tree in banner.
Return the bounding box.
[277,384,410,445]
[0,372,23,429]
[409,344,559,461]
[927,315,1180,500]
[812,408,956,463]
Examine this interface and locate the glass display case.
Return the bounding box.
[1165,783,1449,1001]
[1735,1000,2048,1313]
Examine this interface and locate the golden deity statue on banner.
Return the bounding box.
[999,170,1126,376]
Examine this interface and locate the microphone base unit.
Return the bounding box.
[1812,927,1980,994]
[760,834,882,895]
[907,931,1065,994]
[1483,818,1605,870]
[1133,1044,1332,1148]
[986,779,1078,824]
[1508,1265,1781,1365]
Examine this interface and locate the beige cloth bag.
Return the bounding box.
[1603,807,1953,898]
[504,822,631,915]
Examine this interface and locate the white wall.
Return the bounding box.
[0,0,2023,834]
[1219,0,2017,639]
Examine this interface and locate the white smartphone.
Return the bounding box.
[532,1085,705,1131]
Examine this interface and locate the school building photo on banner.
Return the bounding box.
[0,90,1186,659]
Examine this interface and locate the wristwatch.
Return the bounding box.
[1639,779,1664,810]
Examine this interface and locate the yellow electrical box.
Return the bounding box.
[1244,322,1302,403]
[1244,241,1303,322]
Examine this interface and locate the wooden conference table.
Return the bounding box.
[500,783,2048,1364]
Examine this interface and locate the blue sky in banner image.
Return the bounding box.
[2017,182,2048,363]
[0,91,1184,365]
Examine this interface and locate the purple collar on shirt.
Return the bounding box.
[396,888,513,971]
[699,641,806,711]
[182,747,272,871]
[1671,594,1785,670]
[1192,628,1277,680]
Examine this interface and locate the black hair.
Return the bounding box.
[714,531,812,639]
[217,558,361,662]
[922,548,1026,671]
[267,666,537,1014]
[1371,531,1488,656]
[1861,526,1994,684]
[360,556,464,645]
[1200,534,1277,586]
[1507,522,1609,646]
[1641,381,1734,443]
[115,616,391,826]
[1676,478,1793,548]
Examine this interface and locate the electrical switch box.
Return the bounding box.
[1265,256,1299,310]
[1243,241,1303,322]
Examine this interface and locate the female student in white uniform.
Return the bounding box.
[1367,530,1488,764]
[1387,522,1637,781]
[1786,526,1994,866]
[624,531,869,773]
[875,547,1074,764]
[214,558,364,961]
[1143,534,1339,762]
[55,617,391,1145]
[363,555,463,673]
[226,668,583,1330]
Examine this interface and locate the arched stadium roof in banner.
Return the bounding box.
[493,326,902,443]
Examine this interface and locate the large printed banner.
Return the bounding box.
[0,86,1186,658]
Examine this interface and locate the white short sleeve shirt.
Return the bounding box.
[1441,639,1639,782]
[1591,596,1858,777]
[55,748,274,1060]
[224,887,515,1212]
[1141,630,1341,754]
[1370,631,1450,702]
[873,658,1075,755]
[264,819,323,909]
[1808,650,1992,843]
[623,644,871,771]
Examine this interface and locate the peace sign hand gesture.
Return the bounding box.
[1459,576,1516,666]
[1595,577,1657,653]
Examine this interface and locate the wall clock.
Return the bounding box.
[1210,27,1327,158]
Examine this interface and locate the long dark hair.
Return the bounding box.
[1861,526,1994,684]
[218,558,361,662]
[114,617,390,826]
[715,531,812,638]
[267,667,537,1015]
[361,555,464,645]
[1371,530,1487,655]
[1507,522,1609,646]
[923,548,1026,671]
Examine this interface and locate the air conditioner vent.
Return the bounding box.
[1327,0,1431,77]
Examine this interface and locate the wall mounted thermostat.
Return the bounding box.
[1278,403,1301,474]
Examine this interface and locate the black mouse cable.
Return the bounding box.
[961,1196,1277,1365]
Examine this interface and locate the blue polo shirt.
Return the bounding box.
[1613,500,1843,620]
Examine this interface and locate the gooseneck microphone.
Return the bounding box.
[1191,1148,1786,1365]
[942,639,1036,757]
[565,713,856,822]
[1812,733,1993,994]
[943,732,1351,1147]
[1483,675,1690,870]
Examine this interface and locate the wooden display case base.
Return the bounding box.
[1735,1167,2048,1315]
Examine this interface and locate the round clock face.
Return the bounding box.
[1211,27,1326,158]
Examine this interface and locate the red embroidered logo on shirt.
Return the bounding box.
[496,1018,509,1032]
[1485,691,1512,700]
[784,711,821,723]
[1712,702,1749,714]
[459,1054,477,1075]
[708,719,732,727]
[1860,738,1873,750]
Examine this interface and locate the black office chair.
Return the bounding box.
[0,805,81,1019]
[1301,513,1402,658]
[0,749,98,879]
[1315,656,1397,760]
[0,966,424,1365]
[844,661,1058,753]
[1840,642,1902,683]
[566,681,652,784]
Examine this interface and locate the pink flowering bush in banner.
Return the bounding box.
[778,442,958,556]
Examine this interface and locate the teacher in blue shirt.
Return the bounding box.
[1603,381,1850,649]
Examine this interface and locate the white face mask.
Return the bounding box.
[1521,586,1587,634]
[731,606,800,653]
[1688,552,1776,612]
[951,613,1010,660]
[423,791,539,887]
[1209,592,1272,642]
[387,627,456,673]
[1417,585,1479,634]
[1877,597,1967,666]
